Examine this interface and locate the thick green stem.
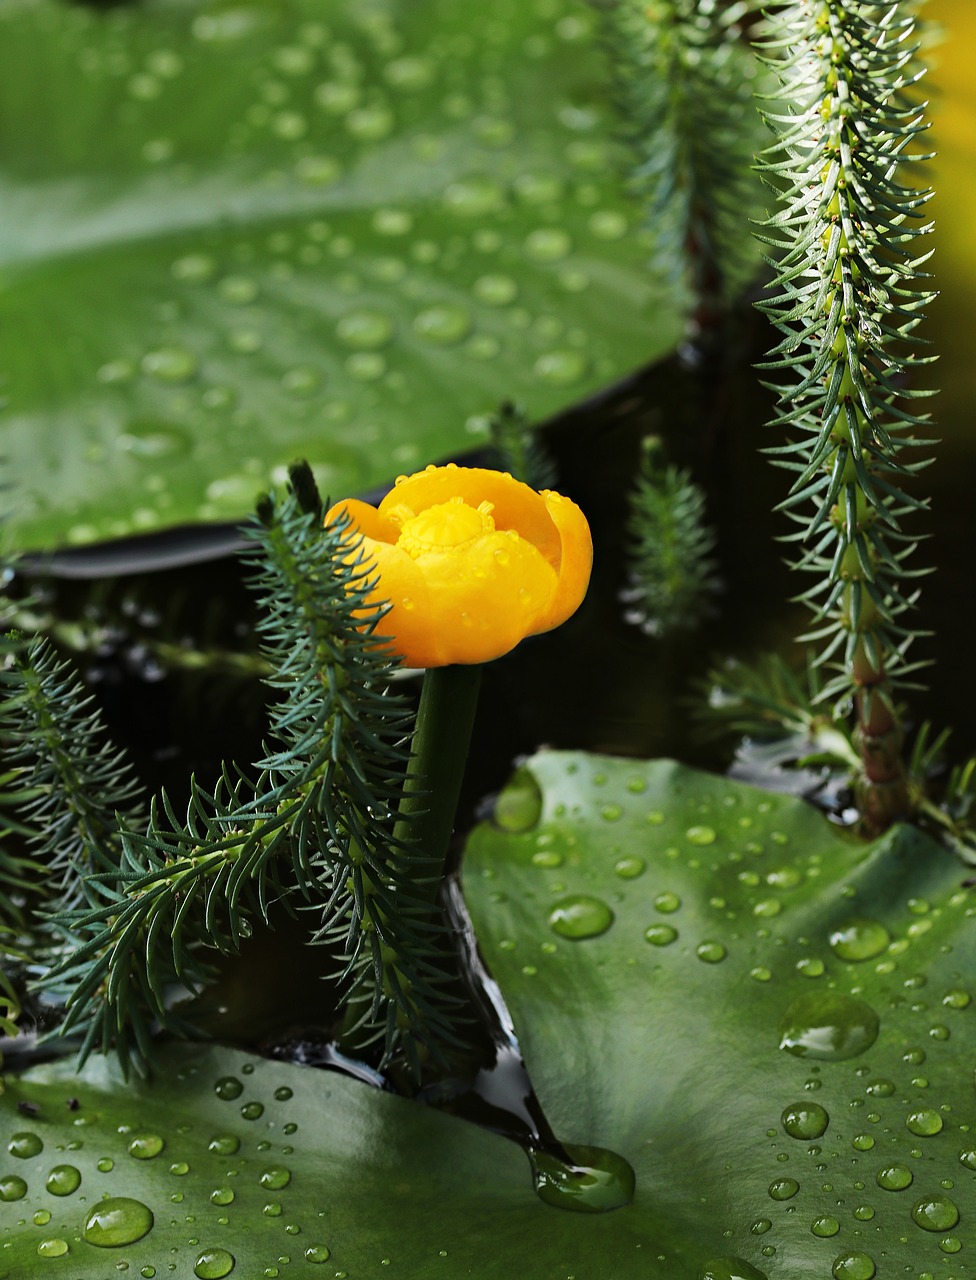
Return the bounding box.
[393,664,483,895]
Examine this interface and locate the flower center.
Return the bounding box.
[395,498,495,558]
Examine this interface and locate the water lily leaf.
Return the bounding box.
[463,753,976,1278]
[0,0,685,552]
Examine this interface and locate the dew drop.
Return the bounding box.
[828,917,890,962]
[412,304,471,345]
[240,1101,264,1121]
[524,228,572,261]
[208,1135,240,1155]
[9,1131,43,1158]
[214,1078,243,1101]
[274,1086,293,1102]
[141,347,198,383]
[796,957,825,978]
[698,1260,767,1280]
[779,992,880,1060]
[548,896,614,940]
[0,1174,28,1201]
[686,824,717,846]
[493,769,543,833]
[768,1178,799,1201]
[36,1239,69,1258]
[260,1168,292,1190]
[696,941,727,964]
[193,1248,236,1279]
[529,1143,634,1213]
[533,350,587,385]
[853,1205,875,1221]
[128,1134,165,1160]
[942,989,971,1009]
[33,1208,51,1225]
[782,1102,829,1140]
[210,1188,235,1206]
[83,1197,155,1247]
[614,856,645,879]
[906,1108,943,1136]
[46,1164,81,1195]
[876,1163,913,1191]
[812,1216,840,1237]
[864,1078,894,1097]
[336,309,393,350]
[959,1149,976,1170]
[912,1195,959,1232]
[831,1253,875,1280]
[643,922,678,947]
[304,1246,331,1264]
[170,1161,190,1175]
[654,892,681,914]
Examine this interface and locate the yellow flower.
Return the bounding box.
[326,464,592,668]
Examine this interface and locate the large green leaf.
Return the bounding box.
[0,0,684,552]
[4,755,972,1277]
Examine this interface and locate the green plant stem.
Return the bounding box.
[393,664,482,895]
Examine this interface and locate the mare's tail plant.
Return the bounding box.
[600,0,764,330]
[756,0,935,830]
[0,466,464,1077]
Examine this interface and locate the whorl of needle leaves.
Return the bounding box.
[10,476,462,1077]
[756,0,935,710]
[598,0,763,313]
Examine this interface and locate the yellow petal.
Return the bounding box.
[529,490,593,633]
[380,465,562,570]
[325,497,401,547]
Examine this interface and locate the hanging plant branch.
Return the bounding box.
[755,0,935,831]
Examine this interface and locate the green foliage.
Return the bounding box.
[4,470,463,1076]
[0,0,684,552]
[485,400,557,491]
[623,436,718,635]
[4,755,973,1277]
[598,0,766,320]
[755,1,935,803]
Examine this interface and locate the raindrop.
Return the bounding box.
[493,769,543,833]
[781,1103,829,1140]
[534,350,588,385]
[876,1163,913,1191]
[912,1195,959,1232]
[194,1249,236,1279]
[767,1178,799,1201]
[474,274,518,306]
[141,347,198,383]
[696,941,727,964]
[779,992,880,1060]
[210,1189,235,1206]
[959,1149,976,1170]
[654,892,681,914]
[698,1260,767,1280]
[644,924,678,946]
[208,1135,240,1155]
[532,850,563,868]
[831,1254,875,1280]
[240,1102,264,1121]
[942,989,971,1009]
[304,1246,331,1264]
[128,1134,165,1160]
[795,958,825,978]
[8,1132,43,1159]
[83,1197,155,1247]
[170,1162,189,1176]
[529,1143,635,1213]
[36,1239,69,1258]
[118,421,192,460]
[686,825,717,846]
[853,1205,874,1222]
[524,228,571,261]
[260,1168,292,1190]
[0,1175,28,1201]
[214,1078,243,1101]
[812,1216,840,1237]
[33,1209,51,1225]
[548,896,614,940]
[864,1078,894,1097]
[828,918,890,962]
[614,856,645,879]
[413,305,472,345]
[46,1164,81,1195]
[906,1109,943,1137]
[336,310,393,350]
[274,1087,293,1102]
[97,1157,115,1173]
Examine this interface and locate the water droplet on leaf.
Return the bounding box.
[782,1103,829,1140]
[83,1197,155,1247]
[829,918,890,962]
[548,896,614,940]
[193,1248,236,1279]
[779,992,880,1060]
[530,1143,634,1213]
[9,1132,43,1158]
[46,1164,81,1195]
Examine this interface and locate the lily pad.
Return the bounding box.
[0,0,685,551]
[3,754,972,1277]
[463,752,976,1277]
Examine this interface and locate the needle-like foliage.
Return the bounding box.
[599,0,765,325]
[10,466,466,1077]
[755,0,935,828]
